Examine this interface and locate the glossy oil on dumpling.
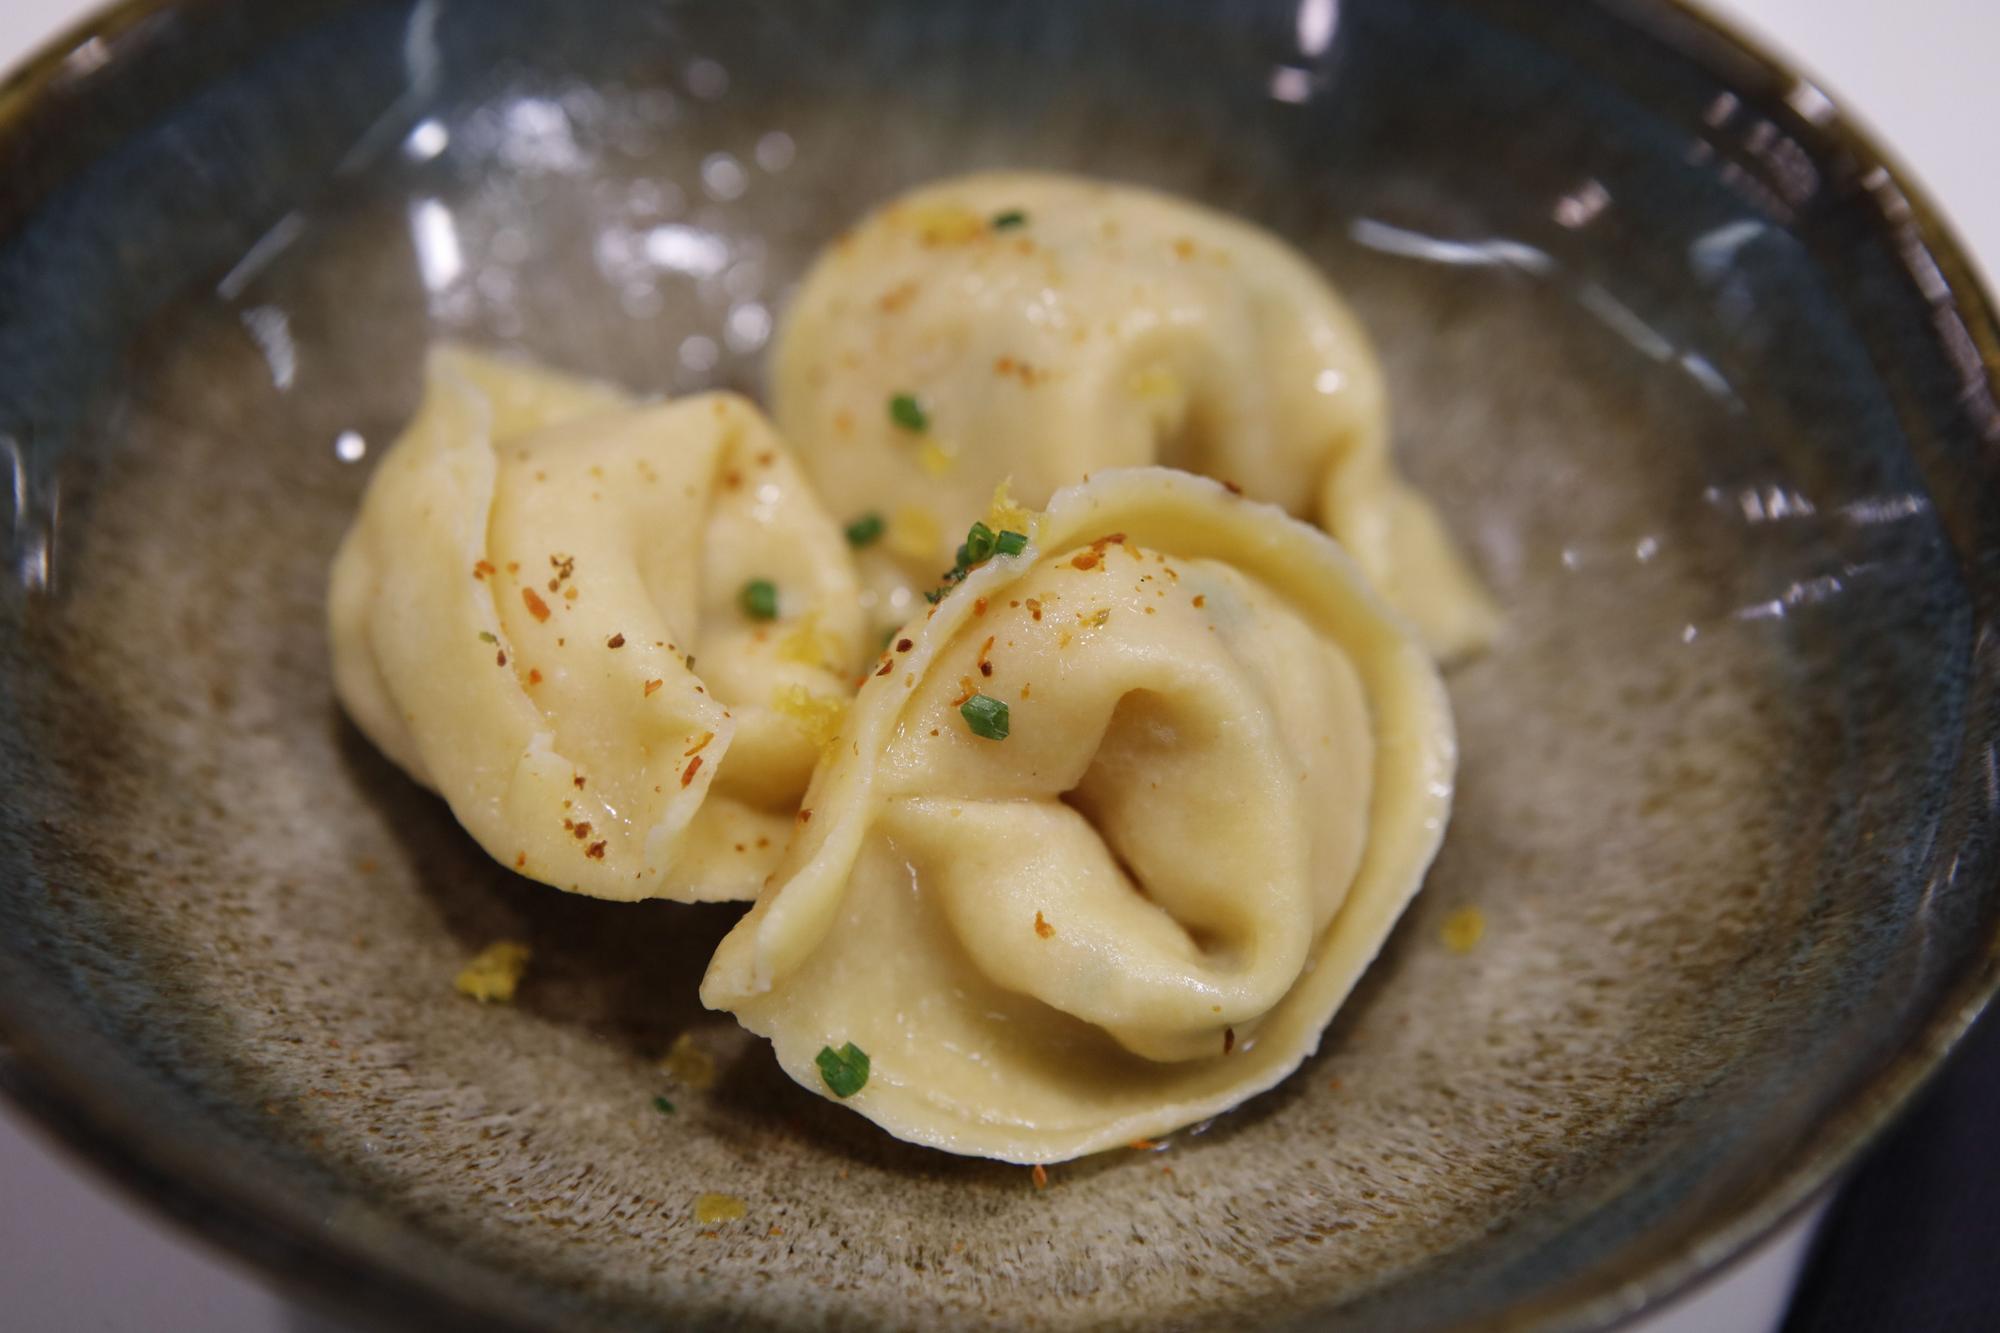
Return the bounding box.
[771,170,1496,658]
[328,346,866,903]
[702,469,1455,1161]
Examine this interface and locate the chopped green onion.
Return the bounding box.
[961,521,997,565]
[845,512,885,548]
[477,631,497,644]
[815,1042,871,1098]
[961,693,1010,741]
[994,529,1028,557]
[991,210,1028,230]
[740,579,779,621]
[888,393,929,433]
[652,1096,676,1115]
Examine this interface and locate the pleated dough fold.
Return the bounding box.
[703,468,1455,1160]
[329,346,865,902]
[772,171,1496,658]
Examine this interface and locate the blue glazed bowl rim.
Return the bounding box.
[0,1,1995,1329]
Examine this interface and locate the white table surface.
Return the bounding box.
[2,0,1988,1328]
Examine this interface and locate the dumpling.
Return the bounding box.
[328,346,866,902]
[701,468,1455,1161]
[771,170,1496,659]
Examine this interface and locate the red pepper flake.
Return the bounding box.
[973,597,988,617]
[1222,480,1243,496]
[1020,683,1032,700]
[723,469,743,490]
[976,635,996,677]
[585,841,607,860]
[1026,598,1043,621]
[895,638,914,653]
[571,821,593,841]
[950,675,977,707]
[573,774,587,790]
[506,562,520,574]
[680,755,704,788]
[756,451,775,467]
[528,668,544,685]
[685,732,715,757]
[1034,911,1054,939]
[644,679,663,697]
[495,649,508,666]
[1223,1027,1236,1055]
[1071,551,1099,571]
[472,559,496,580]
[514,852,527,869]
[798,809,813,824]
[522,587,552,621]
[607,633,626,649]
[1031,1164,1049,1191]
[1193,594,1206,608]
[1129,1138,1160,1151]
[874,658,895,677]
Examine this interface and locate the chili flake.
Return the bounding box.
[607,633,626,649]
[644,679,663,697]
[1034,911,1054,939]
[681,754,705,788]
[522,587,551,622]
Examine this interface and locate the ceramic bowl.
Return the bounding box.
[2,1,1996,1329]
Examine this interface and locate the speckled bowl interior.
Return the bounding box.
[3,1,1998,1330]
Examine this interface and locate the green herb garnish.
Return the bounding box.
[960,693,1010,740]
[960,521,997,566]
[740,579,779,621]
[888,393,929,433]
[652,1096,676,1115]
[477,631,498,644]
[845,512,885,548]
[993,529,1029,557]
[991,209,1028,230]
[815,1042,870,1098]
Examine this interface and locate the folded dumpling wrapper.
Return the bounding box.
[702,469,1455,1161]
[329,346,865,902]
[772,170,1496,659]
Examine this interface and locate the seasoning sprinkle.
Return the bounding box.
[991,209,1028,230]
[888,392,929,433]
[815,1041,871,1097]
[845,512,886,548]
[740,579,779,621]
[961,693,1010,741]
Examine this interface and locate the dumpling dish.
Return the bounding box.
[702,471,1455,1160]
[329,346,866,902]
[772,170,1495,660]
[328,171,1481,1163]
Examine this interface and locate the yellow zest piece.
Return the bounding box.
[772,684,847,752]
[886,506,942,564]
[1440,906,1486,955]
[983,477,1039,541]
[1127,366,1183,403]
[917,438,958,478]
[776,611,842,670]
[454,940,531,1003]
[662,1031,718,1091]
[694,1193,748,1225]
[903,202,986,246]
